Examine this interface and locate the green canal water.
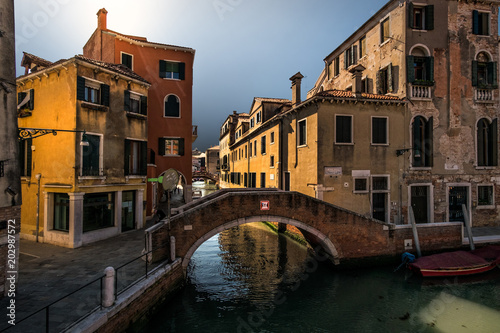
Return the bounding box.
[145,222,500,333]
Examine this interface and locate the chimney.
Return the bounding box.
[290,72,304,107]
[97,8,108,30]
[349,64,366,97]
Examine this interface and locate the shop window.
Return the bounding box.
[122,191,135,232]
[53,193,70,232]
[83,192,115,232]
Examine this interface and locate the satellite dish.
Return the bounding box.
[161,168,179,192]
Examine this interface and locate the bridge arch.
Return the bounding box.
[181,215,340,270]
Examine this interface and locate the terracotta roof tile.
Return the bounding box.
[75,55,150,84]
[316,89,403,101]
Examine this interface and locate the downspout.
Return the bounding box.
[294,111,298,168]
[35,173,41,242]
[278,117,283,190]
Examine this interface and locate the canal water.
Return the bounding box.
[145,222,500,333]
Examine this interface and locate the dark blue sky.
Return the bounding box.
[14,0,388,151]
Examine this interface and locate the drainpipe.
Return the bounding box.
[35,173,42,242]
[278,117,283,190]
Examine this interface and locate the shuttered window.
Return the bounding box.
[477,118,498,167]
[372,117,388,145]
[336,115,352,144]
[159,60,185,80]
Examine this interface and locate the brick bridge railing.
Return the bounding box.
[145,189,463,271]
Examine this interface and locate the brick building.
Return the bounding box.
[307,0,500,226]
[83,9,196,215]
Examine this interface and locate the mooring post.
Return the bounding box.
[409,206,422,258]
[462,204,475,251]
[102,267,115,307]
[170,236,176,262]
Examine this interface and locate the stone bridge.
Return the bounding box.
[146,189,463,271]
[192,171,219,183]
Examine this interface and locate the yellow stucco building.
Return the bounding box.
[17,53,150,248]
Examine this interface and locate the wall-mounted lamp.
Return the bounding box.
[19,127,88,146]
[396,147,421,158]
[80,133,89,146]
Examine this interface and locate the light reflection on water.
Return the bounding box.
[145,221,500,332]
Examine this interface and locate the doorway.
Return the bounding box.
[448,186,469,223]
[411,185,430,223]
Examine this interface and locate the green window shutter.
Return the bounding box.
[376,70,382,94]
[425,117,433,167]
[140,96,147,115]
[140,141,148,175]
[427,56,434,82]
[124,90,130,111]
[158,138,165,156]
[28,89,35,110]
[407,56,415,83]
[478,120,485,166]
[159,60,167,78]
[124,139,130,176]
[17,92,23,106]
[472,61,478,86]
[178,138,185,156]
[344,50,348,69]
[387,63,393,93]
[77,76,86,101]
[408,2,414,28]
[490,119,498,166]
[473,10,479,34]
[413,117,423,167]
[179,62,185,80]
[426,5,434,30]
[487,62,497,87]
[352,45,357,64]
[101,84,110,106]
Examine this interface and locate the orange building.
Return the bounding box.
[83,9,196,215]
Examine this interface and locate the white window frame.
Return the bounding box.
[270,131,275,144]
[297,118,307,147]
[353,177,369,194]
[80,132,104,178]
[163,137,182,156]
[120,51,133,70]
[163,94,181,118]
[380,15,391,45]
[371,174,390,222]
[477,184,495,209]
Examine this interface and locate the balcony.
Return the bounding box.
[475,88,494,102]
[409,84,432,99]
[192,125,198,143]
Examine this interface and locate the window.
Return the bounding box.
[249,173,257,188]
[353,178,369,193]
[408,4,434,30]
[377,64,393,94]
[407,56,434,83]
[260,173,266,188]
[478,185,494,207]
[372,117,388,145]
[298,119,307,146]
[245,145,247,158]
[472,53,497,89]
[344,45,357,69]
[359,36,366,57]
[122,191,135,231]
[250,118,255,128]
[477,118,497,167]
[261,135,266,154]
[159,137,185,156]
[334,56,340,76]
[380,17,390,44]
[473,10,489,35]
[335,115,352,144]
[254,140,257,156]
[124,140,147,176]
[83,192,114,232]
[17,89,34,111]
[249,142,252,157]
[121,52,133,70]
[159,60,185,80]
[81,134,102,176]
[361,78,369,93]
[270,132,275,144]
[256,111,262,123]
[371,175,390,222]
[53,193,70,232]
[270,155,275,168]
[124,91,147,115]
[164,95,180,117]
[412,116,433,167]
[19,138,32,177]
[77,76,109,106]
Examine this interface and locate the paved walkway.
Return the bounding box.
[1,223,499,332]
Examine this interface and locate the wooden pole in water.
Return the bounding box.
[462,204,475,251]
[409,206,422,257]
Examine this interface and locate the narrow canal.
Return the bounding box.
[145,220,500,333]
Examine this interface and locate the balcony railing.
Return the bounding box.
[410,84,432,99]
[475,88,494,102]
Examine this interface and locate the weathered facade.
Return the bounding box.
[83,9,196,215]
[220,73,407,222]
[0,0,20,296]
[17,54,150,248]
[205,146,220,176]
[307,0,500,226]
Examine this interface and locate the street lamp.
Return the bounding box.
[18,127,88,146]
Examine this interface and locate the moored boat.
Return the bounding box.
[408,245,500,277]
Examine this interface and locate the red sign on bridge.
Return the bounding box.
[260,200,270,211]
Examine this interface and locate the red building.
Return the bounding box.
[83,9,196,215]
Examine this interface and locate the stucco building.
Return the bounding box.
[83,9,196,215]
[17,53,150,248]
[307,0,500,226]
[0,0,20,296]
[205,145,220,176]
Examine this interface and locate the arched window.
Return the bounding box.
[472,52,497,88]
[412,116,433,167]
[164,95,180,118]
[407,46,434,84]
[477,118,498,166]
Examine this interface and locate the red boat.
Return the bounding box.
[408,245,500,277]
